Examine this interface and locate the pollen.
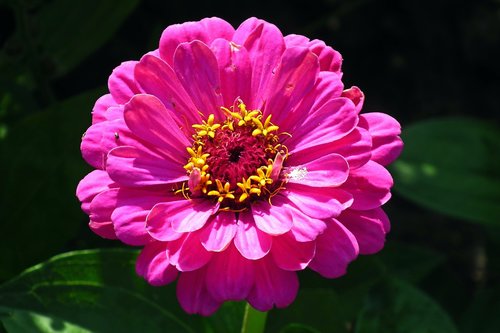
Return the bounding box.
[181,100,290,210]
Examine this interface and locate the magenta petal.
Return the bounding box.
[287,97,358,153]
[177,267,221,316]
[233,18,285,109]
[271,232,315,271]
[106,146,187,187]
[341,161,393,210]
[88,188,118,239]
[308,39,343,73]
[248,256,299,311]
[160,17,235,65]
[309,218,359,278]
[286,153,349,187]
[252,196,293,236]
[108,61,140,104]
[111,189,168,246]
[167,234,213,271]
[173,41,224,117]
[199,213,238,252]
[359,112,403,166]
[134,55,200,125]
[91,94,116,124]
[285,184,353,219]
[210,38,252,107]
[263,47,319,125]
[89,221,116,239]
[76,170,115,214]
[124,94,190,160]
[234,210,272,260]
[288,206,327,242]
[338,208,390,255]
[206,243,254,301]
[146,199,215,239]
[136,242,178,286]
[341,86,364,114]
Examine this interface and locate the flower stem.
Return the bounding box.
[240,303,268,333]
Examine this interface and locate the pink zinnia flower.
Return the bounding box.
[77,17,402,315]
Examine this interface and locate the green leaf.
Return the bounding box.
[202,302,246,333]
[378,242,445,283]
[460,287,500,333]
[355,278,459,333]
[0,249,197,333]
[0,89,102,281]
[390,117,500,225]
[36,0,139,76]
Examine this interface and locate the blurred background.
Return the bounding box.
[0,0,499,332]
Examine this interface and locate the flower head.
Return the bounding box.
[77,17,403,315]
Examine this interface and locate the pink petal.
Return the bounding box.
[263,47,319,125]
[338,208,390,255]
[281,71,344,132]
[285,153,349,187]
[160,17,235,66]
[252,196,293,236]
[111,189,169,246]
[234,210,272,260]
[177,267,221,316]
[341,160,393,210]
[284,184,353,219]
[288,127,372,170]
[284,35,343,73]
[134,55,200,125]
[91,94,116,124]
[108,61,141,104]
[206,243,254,301]
[76,170,115,214]
[199,213,238,252]
[359,112,403,166]
[271,232,315,271]
[341,86,364,114]
[167,234,213,271]
[81,117,146,170]
[286,97,358,153]
[288,205,327,242]
[247,256,299,311]
[88,188,118,239]
[136,242,178,286]
[233,18,285,109]
[173,41,224,118]
[124,94,190,161]
[106,146,187,187]
[210,38,252,108]
[309,218,359,278]
[146,199,216,239]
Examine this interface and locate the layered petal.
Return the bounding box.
[359,112,403,166]
[341,161,393,210]
[285,153,349,187]
[310,218,359,278]
[167,234,213,271]
[199,213,238,252]
[271,232,315,271]
[248,256,299,311]
[160,17,235,65]
[88,188,118,239]
[76,170,115,214]
[177,267,221,316]
[206,244,254,301]
[108,61,141,104]
[91,94,116,124]
[252,196,293,236]
[234,210,272,260]
[338,208,390,255]
[136,242,178,286]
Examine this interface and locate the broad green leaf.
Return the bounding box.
[390,118,500,225]
[36,0,139,76]
[356,278,458,333]
[0,89,102,281]
[0,249,197,333]
[460,287,500,333]
[378,242,445,283]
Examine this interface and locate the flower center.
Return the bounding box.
[182,101,288,211]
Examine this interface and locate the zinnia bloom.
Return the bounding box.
[77,17,403,315]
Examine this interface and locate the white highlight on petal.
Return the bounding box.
[285,166,308,181]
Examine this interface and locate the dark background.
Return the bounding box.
[0,0,499,332]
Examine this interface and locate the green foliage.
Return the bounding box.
[391,118,500,225]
